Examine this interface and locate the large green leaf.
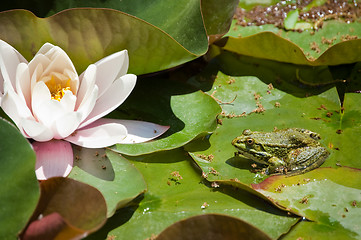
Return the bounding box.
[184,51,361,238]
[221,8,361,65]
[186,52,342,185]
[86,148,299,239]
[0,9,201,75]
[45,0,208,54]
[111,76,221,156]
[7,0,237,41]
[0,119,39,240]
[69,148,147,217]
[200,0,239,40]
[283,219,360,240]
[252,167,361,239]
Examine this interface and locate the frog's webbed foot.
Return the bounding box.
[250,162,286,176]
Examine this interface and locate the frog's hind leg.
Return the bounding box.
[286,147,330,176]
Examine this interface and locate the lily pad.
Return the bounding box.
[45,0,209,53]
[69,148,147,217]
[221,10,361,65]
[20,177,107,240]
[282,219,360,240]
[200,0,239,41]
[0,118,39,239]
[0,9,201,75]
[186,55,343,186]
[111,76,221,156]
[184,50,361,238]
[252,167,361,239]
[14,0,238,40]
[86,148,299,240]
[156,213,272,240]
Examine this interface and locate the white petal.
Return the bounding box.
[15,63,31,108]
[41,46,77,77]
[31,81,52,123]
[65,119,128,148]
[27,53,50,78]
[22,119,53,141]
[77,85,98,122]
[32,82,68,129]
[33,140,73,180]
[36,42,56,56]
[79,74,136,128]
[1,88,34,129]
[93,50,129,98]
[64,68,79,94]
[30,63,45,94]
[76,64,97,109]
[53,112,82,139]
[0,40,27,91]
[59,90,76,113]
[92,118,170,144]
[0,71,3,95]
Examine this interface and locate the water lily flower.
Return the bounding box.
[0,41,169,180]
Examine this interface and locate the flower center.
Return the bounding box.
[44,74,72,101]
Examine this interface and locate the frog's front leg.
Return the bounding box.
[266,156,286,174]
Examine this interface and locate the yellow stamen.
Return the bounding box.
[45,75,72,101]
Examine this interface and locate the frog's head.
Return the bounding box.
[231,129,272,164]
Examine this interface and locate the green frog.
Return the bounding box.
[231,128,329,175]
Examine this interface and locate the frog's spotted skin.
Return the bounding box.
[231,128,329,175]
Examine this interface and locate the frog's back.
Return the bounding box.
[252,128,320,148]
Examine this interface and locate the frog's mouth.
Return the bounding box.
[236,150,270,163]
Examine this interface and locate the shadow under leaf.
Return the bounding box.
[72,146,115,181]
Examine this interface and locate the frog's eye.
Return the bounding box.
[242,129,252,136]
[246,138,254,145]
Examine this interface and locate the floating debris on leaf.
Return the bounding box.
[252,102,266,113]
[197,154,214,162]
[234,0,361,30]
[209,167,219,176]
[201,202,209,209]
[299,196,309,204]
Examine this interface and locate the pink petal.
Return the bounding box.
[91,118,170,144]
[65,119,128,148]
[33,140,73,180]
[93,50,129,98]
[79,74,136,128]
